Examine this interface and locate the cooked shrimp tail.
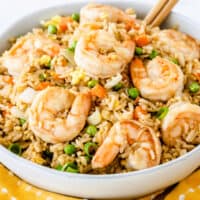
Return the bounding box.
[29,87,91,143]
[92,120,161,170]
[130,57,184,101]
[162,102,200,146]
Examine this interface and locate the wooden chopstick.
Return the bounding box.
[145,0,179,27]
[144,0,168,25]
[151,0,179,27]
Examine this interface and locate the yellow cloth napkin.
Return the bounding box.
[1,162,200,200]
[165,170,200,200]
[0,164,79,200]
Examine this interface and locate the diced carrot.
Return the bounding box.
[59,17,73,32]
[90,84,107,99]
[133,106,147,120]
[2,76,13,84]
[59,18,68,32]
[53,73,64,80]
[125,20,135,31]
[194,73,200,82]
[135,35,149,47]
[49,46,60,57]
[59,22,68,32]
[36,82,50,90]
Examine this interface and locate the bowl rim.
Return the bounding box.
[1,143,200,179]
[0,0,200,179]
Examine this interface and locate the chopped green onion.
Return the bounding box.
[127,87,139,100]
[67,41,77,52]
[48,24,57,34]
[189,82,200,93]
[56,164,63,171]
[86,125,97,136]
[87,79,98,88]
[71,13,80,22]
[156,107,169,120]
[65,48,76,66]
[112,82,124,91]
[8,143,22,155]
[135,47,143,55]
[85,155,91,163]
[62,162,77,171]
[149,49,159,59]
[64,144,76,155]
[62,162,79,173]
[19,118,26,126]
[84,142,97,157]
[39,73,47,81]
[170,57,179,65]
[66,166,79,173]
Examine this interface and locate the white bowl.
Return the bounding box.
[1,0,200,199]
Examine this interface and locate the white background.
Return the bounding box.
[0,0,200,30]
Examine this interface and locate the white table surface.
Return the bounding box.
[0,0,200,31]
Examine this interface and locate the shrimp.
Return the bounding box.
[130,57,184,101]
[154,29,199,63]
[0,30,60,77]
[29,87,91,144]
[80,3,135,26]
[162,102,200,146]
[92,120,161,170]
[74,30,135,78]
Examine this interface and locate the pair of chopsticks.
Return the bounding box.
[145,0,179,27]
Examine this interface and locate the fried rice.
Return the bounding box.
[0,4,200,174]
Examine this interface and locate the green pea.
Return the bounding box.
[71,13,80,22]
[170,57,179,65]
[64,144,76,155]
[149,49,159,59]
[112,82,124,91]
[19,118,26,126]
[87,80,98,88]
[135,47,143,55]
[127,87,139,100]
[39,73,47,81]
[189,82,200,93]
[48,24,57,34]
[67,41,77,52]
[84,142,97,157]
[55,164,63,171]
[8,143,22,155]
[156,107,169,120]
[86,125,97,136]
